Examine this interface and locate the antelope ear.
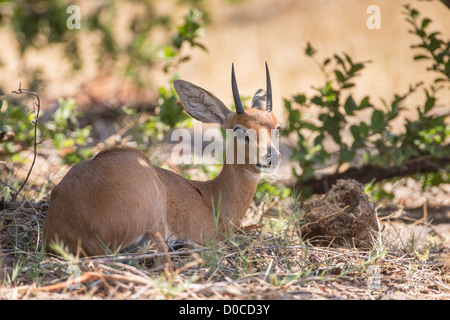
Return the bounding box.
[174,79,232,125]
[251,89,267,111]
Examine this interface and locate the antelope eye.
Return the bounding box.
[233,126,245,134]
[234,126,249,143]
[274,125,280,137]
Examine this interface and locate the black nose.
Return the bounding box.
[267,153,271,158]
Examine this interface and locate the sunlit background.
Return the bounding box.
[1,0,448,116]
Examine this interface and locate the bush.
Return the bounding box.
[281,5,449,198]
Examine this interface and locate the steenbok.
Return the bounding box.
[43,63,281,256]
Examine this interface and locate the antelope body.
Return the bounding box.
[43,64,280,256]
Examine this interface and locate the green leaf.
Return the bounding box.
[430,173,444,186]
[314,134,324,146]
[335,70,345,83]
[371,110,385,133]
[413,55,430,60]
[424,96,435,113]
[290,110,300,122]
[293,94,306,104]
[350,125,360,141]
[301,122,320,131]
[421,18,431,30]
[342,83,355,89]
[359,96,371,109]
[305,42,316,57]
[340,147,355,162]
[311,96,323,106]
[349,63,364,74]
[344,53,353,66]
[359,122,369,136]
[334,54,345,69]
[344,95,357,115]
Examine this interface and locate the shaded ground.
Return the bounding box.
[1,166,449,299]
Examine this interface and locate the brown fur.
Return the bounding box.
[44,147,167,255]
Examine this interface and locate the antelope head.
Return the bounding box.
[174,63,281,174]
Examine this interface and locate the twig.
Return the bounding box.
[301,205,350,229]
[35,271,151,293]
[75,247,209,265]
[155,232,174,276]
[174,252,204,276]
[33,252,203,293]
[11,82,41,200]
[0,189,46,211]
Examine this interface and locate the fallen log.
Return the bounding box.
[292,156,448,194]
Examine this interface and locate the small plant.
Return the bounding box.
[282,47,374,183]
[0,96,92,165]
[161,7,208,73]
[0,97,36,161]
[124,7,207,152]
[404,4,450,83]
[5,259,22,286]
[45,98,92,164]
[255,181,291,204]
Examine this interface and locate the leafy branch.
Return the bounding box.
[404,4,450,85]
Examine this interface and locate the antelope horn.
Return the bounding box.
[231,63,245,114]
[265,61,272,112]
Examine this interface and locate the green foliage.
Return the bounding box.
[2,2,208,165]
[0,0,207,89]
[255,181,291,203]
[125,6,208,151]
[404,4,450,84]
[0,97,36,161]
[363,178,395,202]
[8,0,75,51]
[163,7,207,72]
[282,6,450,196]
[124,85,192,150]
[45,98,92,164]
[282,47,376,181]
[0,96,91,164]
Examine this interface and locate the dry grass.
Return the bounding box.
[1,195,449,300]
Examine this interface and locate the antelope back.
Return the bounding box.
[44,147,167,255]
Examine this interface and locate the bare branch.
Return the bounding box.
[10,83,41,200]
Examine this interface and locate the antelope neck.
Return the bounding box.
[202,162,260,223]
